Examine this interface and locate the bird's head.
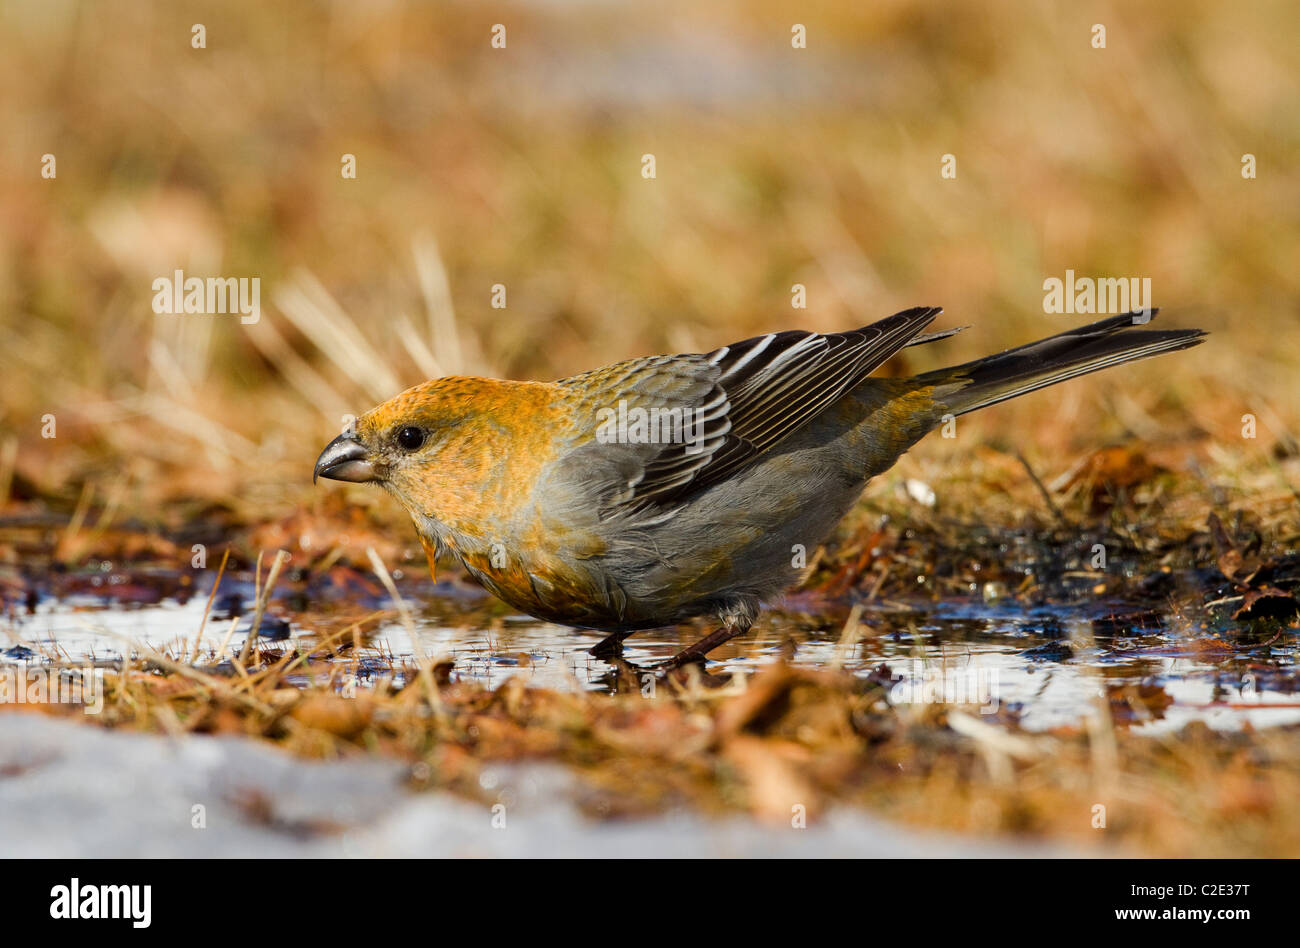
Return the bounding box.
[313,376,562,535]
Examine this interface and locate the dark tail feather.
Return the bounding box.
[923,310,1207,417]
[906,325,969,348]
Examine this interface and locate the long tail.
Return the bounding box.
[920,310,1207,417]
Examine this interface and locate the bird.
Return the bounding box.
[315,307,1204,669]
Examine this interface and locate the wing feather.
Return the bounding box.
[559,307,943,519]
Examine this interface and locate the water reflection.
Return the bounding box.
[7,585,1299,734]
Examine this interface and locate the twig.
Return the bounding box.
[238,549,290,666]
[190,547,230,665]
[829,603,866,671]
[367,546,444,721]
[1016,451,1066,526]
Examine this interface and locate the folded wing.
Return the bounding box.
[558,306,942,521]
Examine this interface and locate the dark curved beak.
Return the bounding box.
[314,433,376,484]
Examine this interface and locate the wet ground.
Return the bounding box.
[8,555,1299,735]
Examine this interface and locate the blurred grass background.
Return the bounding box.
[0,0,1296,525]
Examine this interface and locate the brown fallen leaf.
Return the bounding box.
[1233,585,1299,621]
[1052,445,1161,510]
[714,663,798,739]
[288,694,374,738]
[1208,511,1260,586]
[1108,682,1174,723]
[722,735,817,825]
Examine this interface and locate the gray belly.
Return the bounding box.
[595,452,868,626]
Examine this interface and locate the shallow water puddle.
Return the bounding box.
[6,575,1298,734]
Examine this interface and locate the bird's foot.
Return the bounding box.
[589,630,634,661]
[654,620,750,674]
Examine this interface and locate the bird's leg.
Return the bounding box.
[589,628,636,660]
[659,614,751,671]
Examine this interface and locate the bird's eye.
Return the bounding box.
[396,426,426,451]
